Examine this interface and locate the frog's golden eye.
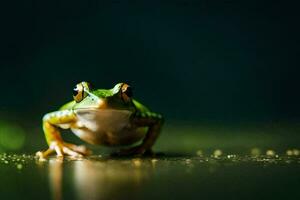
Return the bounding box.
[120,83,133,102]
[73,81,91,103]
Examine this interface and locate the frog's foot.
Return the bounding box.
[36,141,92,159]
[112,146,153,157]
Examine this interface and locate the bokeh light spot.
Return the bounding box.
[0,120,26,151]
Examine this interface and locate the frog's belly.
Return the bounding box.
[71,109,146,146]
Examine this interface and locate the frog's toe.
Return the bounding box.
[47,141,86,158]
[61,146,83,157]
[56,144,83,157]
[36,148,55,160]
[64,143,92,156]
[36,142,90,159]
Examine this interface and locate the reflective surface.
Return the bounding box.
[1,123,300,200]
[0,153,300,200]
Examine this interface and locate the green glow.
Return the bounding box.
[0,120,26,151]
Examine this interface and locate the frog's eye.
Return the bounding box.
[123,85,133,97]
[73,81,91,103]
[73,88,79,96]
[120,83,133,102]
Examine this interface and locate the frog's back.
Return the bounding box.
[59,101,76,110]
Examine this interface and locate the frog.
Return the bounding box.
[36,82,164,158]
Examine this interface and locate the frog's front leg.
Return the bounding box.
[36,110,91,159]
[117,112,164,156]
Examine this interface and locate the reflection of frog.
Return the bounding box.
[36,82,163,158]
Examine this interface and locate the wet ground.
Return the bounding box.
[0,154,300,200]
[0,122,300,200]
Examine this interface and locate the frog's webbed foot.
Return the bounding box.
[36,142,92,159]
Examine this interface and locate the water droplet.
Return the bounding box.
[266,150,275,156]
[251,148,261,156]
[132,159,142,167]
[286,149,293,156]
[227,154,236,159]
[213,149,222,157]
[16,164,23,170]
[293,149,300,156]
[196,150,203,156]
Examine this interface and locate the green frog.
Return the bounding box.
[36,82,163,158]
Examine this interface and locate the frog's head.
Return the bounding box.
[72,81,134,110]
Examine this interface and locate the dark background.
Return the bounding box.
[0,3,300,200]
[0,0,299,123]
